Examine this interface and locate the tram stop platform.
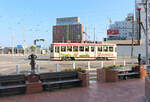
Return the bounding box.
[0,79,145,102]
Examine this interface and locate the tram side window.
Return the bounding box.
[98,46,102,52]
[91,46,95,52]
[51,46,53,52]
[61,46,66,52]
[103,46,108,52]
[55,46,59,53]
[67,46,72,52]
[109,47,113,52]
[85,46,89,52]
[79,46,84,52]
[73,46,78,52]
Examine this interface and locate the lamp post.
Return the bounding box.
[145,0,149,64]
[131,14,134,58]
[136,0,149,64]
[136,8,142,43]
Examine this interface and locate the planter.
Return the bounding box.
[97,68,118,82]
[78,72,89,87]
[145,77,150,102]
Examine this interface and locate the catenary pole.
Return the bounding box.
[145,0,149,64]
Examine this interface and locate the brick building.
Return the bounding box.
[52,17,84,43]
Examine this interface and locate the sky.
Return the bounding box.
[0,0,135,48]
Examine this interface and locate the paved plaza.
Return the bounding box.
[0,79,145,102]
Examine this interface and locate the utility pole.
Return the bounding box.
[85,26,87,41]
[94,26,96,44]
[145,0,149,64]
[131,14,134,58]
[12,31,14,55]
[24,28,26,55]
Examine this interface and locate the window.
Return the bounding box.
[79,46,84,52]
[67,46,72,52]
[51,46,53,52]
[73,46,78,52]
[103,46,108,52]
[85,46,89,52]
[98,46,102,52]
[61,46,66,52]
[55,46,59,53]
[109,47,113,52]
[91,46,95,52]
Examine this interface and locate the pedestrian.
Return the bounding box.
[138,54,141,65]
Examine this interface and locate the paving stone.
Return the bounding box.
[0,79,145,102]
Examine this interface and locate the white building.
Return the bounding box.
[105,0,150,58]
[107,13,138,40]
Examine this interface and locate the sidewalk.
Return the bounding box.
[0,79,145,102]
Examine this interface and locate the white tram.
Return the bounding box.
[50,43,117,60]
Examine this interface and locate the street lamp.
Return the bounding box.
[136,8,142,43]
[136,0,149,64]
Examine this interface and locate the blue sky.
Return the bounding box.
[0,0,135,48]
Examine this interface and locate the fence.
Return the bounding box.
[14,60,137,75]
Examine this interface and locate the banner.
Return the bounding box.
[107,29,119,35]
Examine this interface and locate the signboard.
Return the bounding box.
[107,29,119,35]
[17,45,23,49]
[36,45,41,48]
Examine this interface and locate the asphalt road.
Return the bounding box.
[0,55,138,75]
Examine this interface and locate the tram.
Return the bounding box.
[50,43,117,60]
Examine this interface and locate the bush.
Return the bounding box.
[49,69,55,72]
[79,54,90,57]
[103,65,122,69]
[75,68,86,73]
[61,68,75,72]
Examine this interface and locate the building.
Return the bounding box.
[104,0,150,58]
[53,17,84,43]
[107,13,138,40]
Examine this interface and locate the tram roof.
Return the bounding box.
[51,43,116,46]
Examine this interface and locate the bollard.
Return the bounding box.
[73,62,75,69]
[56,63,59,72]
[37,64,40,74]
[124,60,126,66]
[101,61,104,68]
[16,65,20,74]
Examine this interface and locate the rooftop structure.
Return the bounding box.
[56,17,80,25]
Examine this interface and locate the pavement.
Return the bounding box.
[0,79,145,102]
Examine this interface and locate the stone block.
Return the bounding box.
[26,81,43,94]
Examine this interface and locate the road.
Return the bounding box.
[0,55,138,75]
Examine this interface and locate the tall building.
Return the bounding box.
[53,17,84,43]
[105,0,150,57]
[107,13,138,40]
